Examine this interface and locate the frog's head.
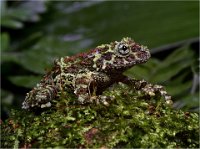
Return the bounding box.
[92,37,151,72]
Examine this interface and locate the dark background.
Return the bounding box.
[1,1,199,119]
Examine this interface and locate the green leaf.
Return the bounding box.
[9,75,42,88]
[1,1,46,29]
[173,93,199,111]
[11,36,81,74]
[1,33,10,52]
[166,81,192,96]
[6,8,34,22]
[164,47,194,64]
[1,17,23,29]
[125,58,160,80]
[0,0,6,17]
[150,59,192,83]
[1,52,19,63]
[149,47,194,83]
[1,89,14,105]
[183,93,199,107]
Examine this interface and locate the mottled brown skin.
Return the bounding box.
[22,37,171,109]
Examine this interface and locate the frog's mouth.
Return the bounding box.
[135,50,151,64]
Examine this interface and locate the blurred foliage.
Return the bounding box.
[1,83,199,148]
[1,1,199,119]
[1,0,46,28]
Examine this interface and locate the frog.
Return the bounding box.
[22,37,172,110]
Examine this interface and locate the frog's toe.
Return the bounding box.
[98,95,114,106]
[141,84,172,103]
[22,101,30,109]
[163,95,173,105]
[165,95,171,101]
[159,89,172,103]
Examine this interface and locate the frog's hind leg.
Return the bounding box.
[22,84,58,109]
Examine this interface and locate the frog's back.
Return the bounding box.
[53,53,94,74]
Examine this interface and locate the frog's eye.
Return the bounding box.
[118,44,130,55]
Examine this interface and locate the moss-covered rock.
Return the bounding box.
[1,83,199,148]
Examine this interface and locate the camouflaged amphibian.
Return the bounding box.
[22,37,171,109]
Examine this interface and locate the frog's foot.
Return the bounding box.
[22,85,57,109]
[141,84,172,104]
[77,94,114,106]
[94,95,114,106]
[122,77,172,104]
[23,91,52,109]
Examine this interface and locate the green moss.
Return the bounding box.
[1,83,199,148]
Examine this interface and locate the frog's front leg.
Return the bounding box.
[74,71,112,106]
[122,76,172,104]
